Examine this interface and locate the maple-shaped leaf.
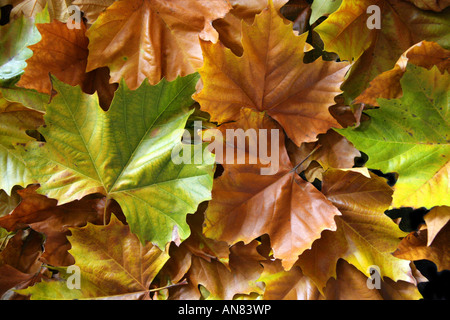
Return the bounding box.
[21,73,214,248]
[0,14,42,84]
[86,0,231,90]
[323,259,422,300]
[16,19,117,109]
[0,185,112,266]
[394,206,450,271]
[16,20,89,94]
[0,188,21,217]
[167,240,264,300]
[202,109,341,270]
[194,1,349,146]
[355,41,450,107]
[297,169,413,291]
[314,0,450,101]
[257,259,323,300]
[0,93,44,194]
[0,228,47,299]
[213,0,289,56]
[286,129,361,181]
[339,64,449,208]
[18,215,170,300]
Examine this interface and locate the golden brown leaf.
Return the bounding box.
[323,259,422,300]
[355,41,450,106]
[0,185,120,266]
[86,0,231,90]
[297,169,413,291]
[258,259,323,300]
[194,1,349,146]
[394,223,450,272]
[203,109,341,270]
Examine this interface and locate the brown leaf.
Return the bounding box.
[203,109,341,270]
[323,259,422,300]
[0,185,118,266]
[424,206,450,246]
[258,259,323,300]
[286,129,361,179]
[194,1,349,146]
[16,19,117,109]
[185,241,264,300]
[297,169,412,291]
[394,224,450,272]
[355,41,450,106]
[72,0,115,23]
[213,0,289,56]
[86,0,231,90]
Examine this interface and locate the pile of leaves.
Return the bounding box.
[0,0,449,300]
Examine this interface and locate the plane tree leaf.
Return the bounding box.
[194,1,349,146]
[21,73,215,248]
[394,206,450,271]
[0,185,113,266]
[257,259,322,300]
[213,0,289,56]
[309,0,342,25]
[86,0,231,90]
[323,259,422,300]
[314,0,450,101]
[355,41,450,107]
[18,215,170,300]
[202,109,341,270]
[72,0,115,23]
[424,206,450,246]
[339,64,449,208]
[297,169,413,291]
[11,0,73,22]
[0,92,44,194]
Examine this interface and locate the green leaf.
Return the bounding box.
[22,73,215,247]
[309,0,342,25]
[0,7,50,86]
[338,64,449,208]
[17,215,170,300]
[0,93,44,194]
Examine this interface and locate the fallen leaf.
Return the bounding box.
[18,215,170,299]
[194,1,349,146]
[203,109,341,270]
[339,64,450,208]
[297,169,413,291]
[86,0,231,89]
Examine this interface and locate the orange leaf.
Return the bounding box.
[17,20,89,94]
[194,1,349,145]
[202,109,341,270]
[86,0,231,90]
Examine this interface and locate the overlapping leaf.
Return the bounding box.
[86,0,231,89]
[339,64,449,208]
[194,1,349,146]
[18,215,170,300]
[0,93,43,194]
[314,0,450,101]
[202,109,341,270]
[297,169,413,291]
[21,73,214,248]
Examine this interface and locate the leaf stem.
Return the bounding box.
[291,144,322,174]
